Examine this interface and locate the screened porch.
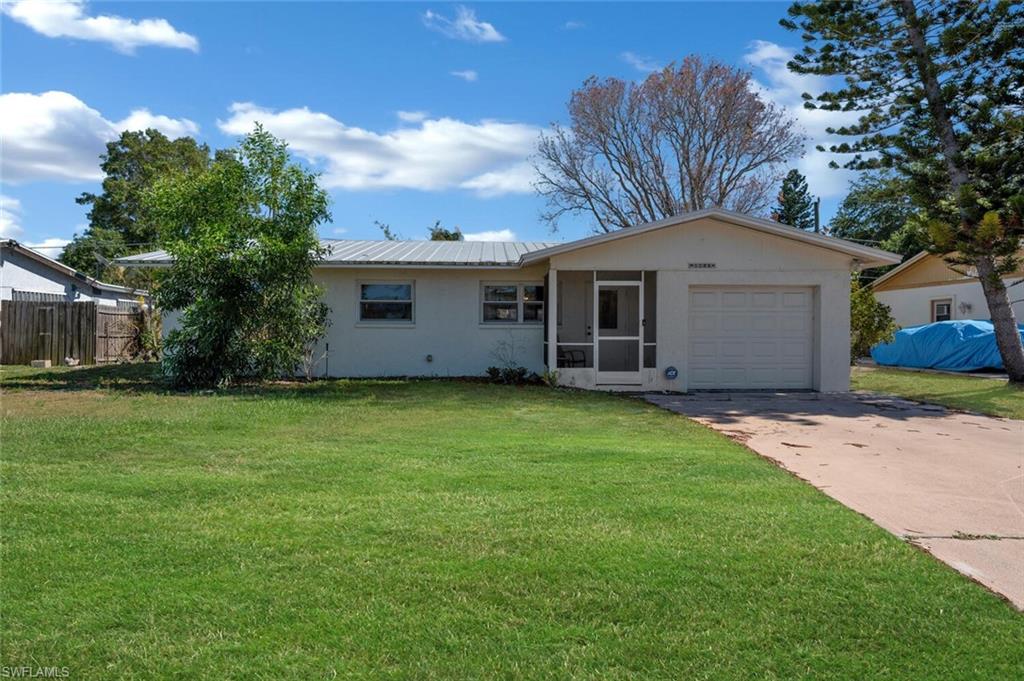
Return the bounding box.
[545,270,657,386]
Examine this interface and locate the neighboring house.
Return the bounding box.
[1,240,148,308]
[871,250,1024,328]
[118,208,899,391]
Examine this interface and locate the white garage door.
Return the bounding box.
[688,286,814,389]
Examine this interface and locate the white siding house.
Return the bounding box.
[871,251,1024,328]
[1,240,147,308]
[120,209,900,392]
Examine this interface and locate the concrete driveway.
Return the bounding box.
[645,391,1024,608]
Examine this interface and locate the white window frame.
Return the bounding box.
[358,280,415,325]
[480,282,545,325]
[930,297,953,323]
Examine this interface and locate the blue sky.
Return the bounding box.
[1,1,857,255]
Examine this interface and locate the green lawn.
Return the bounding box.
[852,366,1024,420]
[2,365,1022,679]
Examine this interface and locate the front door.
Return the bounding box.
[595,282,642,385]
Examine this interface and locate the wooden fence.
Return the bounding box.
[96,307,143,363]
[1,301,98,365]
[1,301,146,366]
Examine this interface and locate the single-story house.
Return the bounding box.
[119,208,899,391]
[871,250,1024,328]
[1,239,148,308]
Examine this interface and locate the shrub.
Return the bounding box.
[146,126,331,388]
[850,276,898,363]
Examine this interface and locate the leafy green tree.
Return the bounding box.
[428,220,463,241]
[828,172,918,250]
[783,0,1024,384]
[829,171,928,281]
[146,126,330,388]
[63,129,212,284]
[773,169,816,230]
[850,276,898,363]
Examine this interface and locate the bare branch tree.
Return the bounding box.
[534,55,805,232]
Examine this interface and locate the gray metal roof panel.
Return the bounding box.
[116,239,560,267]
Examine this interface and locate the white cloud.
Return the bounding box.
[0,194,25,238]
[459,162,535,196]
[564,20,584,30]
[117,109,199,138]
[463,228,517,242]
[218,102,540,196]
[331,227,348,236]
[0,91,200,183]
[423,6,505,43]
[744,40,858,199]
[397,110,429,123]
[450,69,479,82]
[621,51,660,73]
[27,237,71,255]
[2,0,199,53]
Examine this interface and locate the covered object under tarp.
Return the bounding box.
[871,320,1024,371]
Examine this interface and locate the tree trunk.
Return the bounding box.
[898,0,1024,384]
[975,255,1024,384]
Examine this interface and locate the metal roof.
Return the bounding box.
[117,239,559,268]
[116,208,902,271]
[320,239,557,266]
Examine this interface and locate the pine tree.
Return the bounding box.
[773,169,816,230]
[782,0,1024,384]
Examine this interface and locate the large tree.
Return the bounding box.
[783,0,1024,384]
[146,126,330,388]
[535,55,805,232]
[773,169,816,230]
[828,171,925,259]
[63,129,212,285]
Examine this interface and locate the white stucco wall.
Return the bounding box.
[0,247,136,307]
[157,217,864,391]
[547,218,856,392]
[875,279,1024,329]
[311,265,549,378]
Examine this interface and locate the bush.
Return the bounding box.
[147,126,331,388]
[485,366,536,385]
[850,276,898,362]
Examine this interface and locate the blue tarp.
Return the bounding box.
[871,320,1024,371]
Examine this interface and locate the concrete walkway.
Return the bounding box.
[645,391,1024,608]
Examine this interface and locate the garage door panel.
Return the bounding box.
[690,367,718,384]
[691,291,718,308]
[722,291,747,307]
[688,286,813,390]
[721,315,748,332]
[782,340,810,359]
[783,291,809,307]
[720,341,746,358]
[689,341,718,359]
[750,315,777,333]
[720,367,747,385]
[690,315,717,334]
[779,314,810,334]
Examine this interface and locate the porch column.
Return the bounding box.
[547,268,558,370]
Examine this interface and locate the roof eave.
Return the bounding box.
[5,240,149,296]
[519,208,901,267]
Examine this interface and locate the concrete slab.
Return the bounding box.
[645,391,1024,608]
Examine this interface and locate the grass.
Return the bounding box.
[2,364,1022,679]
[852,366,1024,420]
